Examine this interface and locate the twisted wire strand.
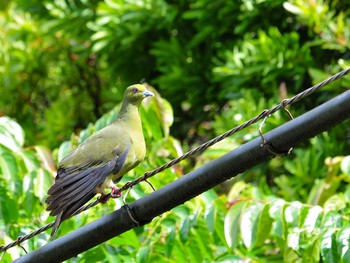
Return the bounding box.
[1,67,349,255]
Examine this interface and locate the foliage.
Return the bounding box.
[1,100,350,262]
[2,0,348,146]
[0,117,54,261]
[1,0,350,262]
[0,91,183,261]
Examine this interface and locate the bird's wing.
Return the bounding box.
[46,139,130,221]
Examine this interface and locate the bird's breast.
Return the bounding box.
[110,129,146,182]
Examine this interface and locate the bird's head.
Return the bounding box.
[124,84,154,104]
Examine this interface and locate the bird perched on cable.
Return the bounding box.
[46,84,154,237]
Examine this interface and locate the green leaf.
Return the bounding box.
[283,2,302,15]
[136,246,150,263]
[19,150,40,172]
[57,141,73,162]
[321,228,340,263]
[204,203,215,233]
[224,200,248,249]
[284,201,303,228]
[91,30,112,41]
[192,220,214,261]
[78,246,105,263]
[323,194,348,213]
[140,105,163,140]
[337,226,350,263]
[254,203,273,247]
[216,254,248,262]
[284,228,302,262]
[143,87,174,138]
[33,169,53,203]
[34,145,55,172]
[303,232,321,262]
[269,199,287,245]
[180,217,190,242]
[23,170,36,215]
[102,244,120,262]
[341,156,350,175]
[165,226,176,257]
[0,151,19,181]
[307,178,342,206]
[0,185,19,224]
[202,190,218,233]
[110,229,140,249]
[0,116,25,151]
[0,152,22,197]
[92,39,110,53]
[301,205,322,231]
[240,202,273,249]
[285,225,322,262]
[322,212,343,229]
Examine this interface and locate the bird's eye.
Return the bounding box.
[132,88,139,93]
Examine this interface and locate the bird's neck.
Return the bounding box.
[117,102,142,130]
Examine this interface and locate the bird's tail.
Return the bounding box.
[50,191,96,237]
[51,211,63,238]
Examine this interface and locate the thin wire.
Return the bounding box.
[1,67,349,254]
[0,223,54,255]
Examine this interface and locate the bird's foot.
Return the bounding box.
[111,185,122,198]
[98,192,110,203]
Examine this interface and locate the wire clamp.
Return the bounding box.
[259,103,295,156]
[123,204,140,227]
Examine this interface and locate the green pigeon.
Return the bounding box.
[46,84,154,237]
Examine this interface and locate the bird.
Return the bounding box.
[45,84,154,237]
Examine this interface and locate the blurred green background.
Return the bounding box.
[0,0,350,262]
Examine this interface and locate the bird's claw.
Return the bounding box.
[98,193,110,203]
[98,186,121,203]
[111,185,122,198]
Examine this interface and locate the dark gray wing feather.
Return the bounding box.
[46,145,130,236]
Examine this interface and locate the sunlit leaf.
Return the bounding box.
[269,199,287,244]
[302,205,322,231]
[0,117,25,151]
[0,152,22,197]
[303,231,321,262]
[341,156,350,175]
[224,200,248,249]
[33,169,53,203]
[323,194,348,213]
[57,141,73,162]
[136,246,150,263]
[254,203,273,247]
[165,226,176,257]
[283,2,302,15]
[284,201,303,228]
[322,212,343,229]
[0,152,19,181]
[19,150,41,172]
[321,228,339,263]
[215,254,247,262]
[337,226,350,263]
[284,228,301,262]
[22,170,36,215]
[240,202,273,249]
[92,39,110,53]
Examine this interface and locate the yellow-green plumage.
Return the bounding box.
[46,84,153,237]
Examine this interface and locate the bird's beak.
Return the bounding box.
[142,90,154,97]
